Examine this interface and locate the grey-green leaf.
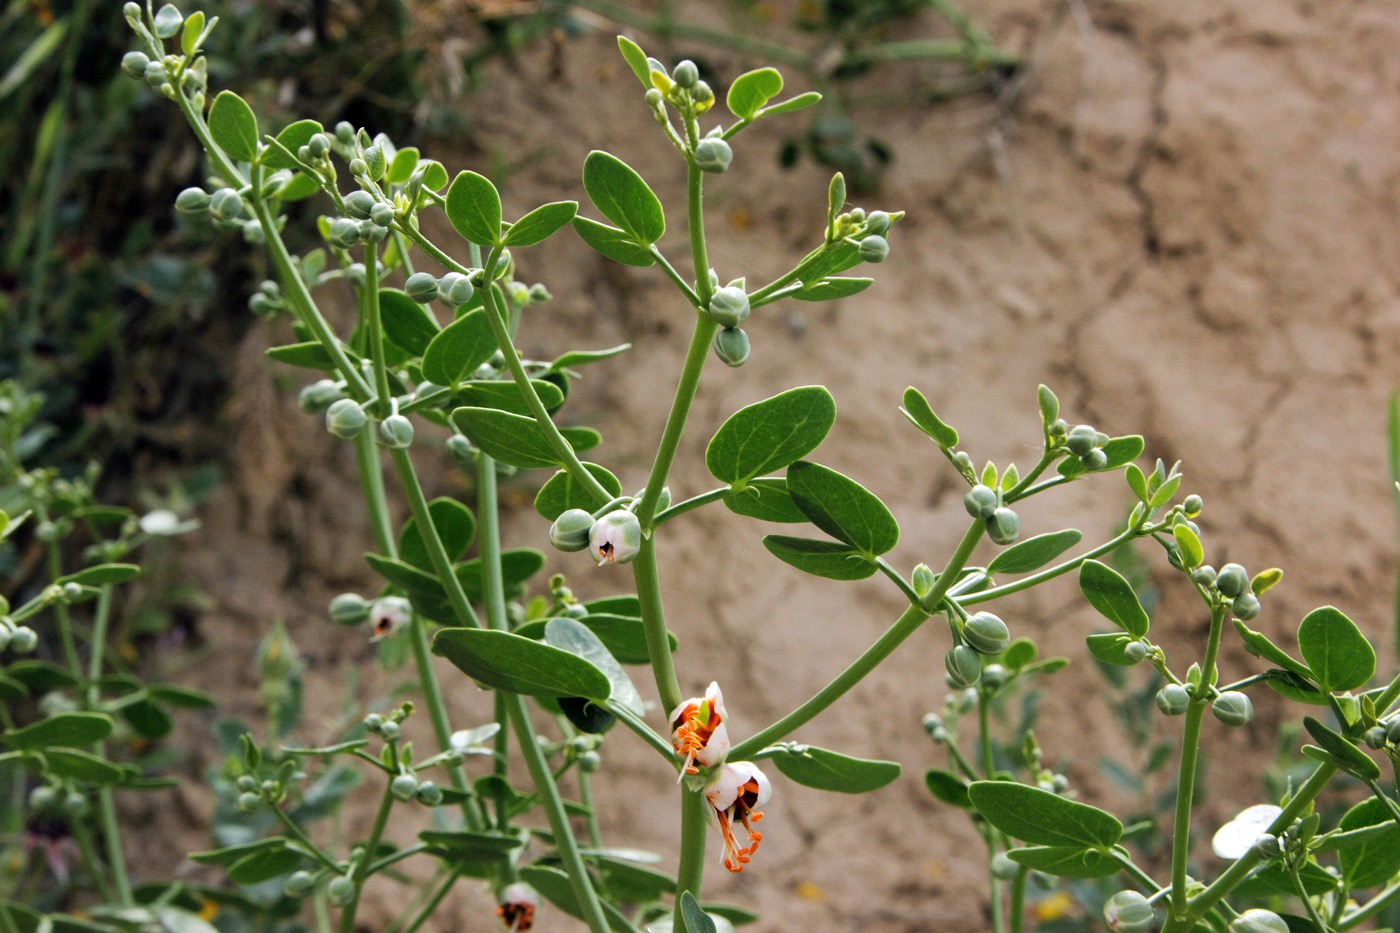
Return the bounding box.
[432,628,611,700]
[681,892,717,933]
[1297,606,1375,693]
[516,613,675,667]
[924,769,972,808]
[723,478,808,523]
[1303,716,1380,781]
[1085,632,1137,667]
[758,91,821,116]
[534,464,620,520]
[1079,560,1149,638]
[617,36,651,87]
[423,309,497,387]
[58,563,140,586]
[380,288,440,356]
[208,90,258,163]
[504,201,577,247]
[761,535,875,581]
[228,846,302,885]
[518,864,637,933]
[544,617,643,716]
[582,151,665,245]
[3,712,114,750]
[790,277,873,302]
[398,497,476,573]
[420,830,522,863]
[968,780,1123,848]
[706,386,836,487]
[262,119,322,170]
[726,67,783,121]
[1006,846,1121,879]
[572,217,656,266]
[42,748,128,785]
[445,171,503,246]
[900,387,958,448]
[786,460,898,556]
[1337,797,1400,888]
[987,530,1082,575]
[455,379,564,417]
[450,407,562,470]
[768,745,900,794]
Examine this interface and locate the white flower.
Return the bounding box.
[669,681,730,782]
[496,882,539,931]
[1212,804,1282,859]
[588,510,641,565]
[368,597,412,641]
[705,761,770,873]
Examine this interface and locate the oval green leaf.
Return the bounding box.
[398,497,476,573]
[968,780,1123,848]
[208,90,258,163]
[769,745,900,794]
[1079,560,1149,638]
[535,464,620,520]
[380,288,440,356]
[445,170,503,246]
[987,530,1082,575]
[454,549,548,603]
[1303,716,1380,781]
[58,563,140,586]
[42,748,128,785]
[1172,524,1204,569]
[455,379,564,417]
[581,151,665,245]
[189,837,290,867]
[706,386,836,487]
[451,406,562,470]
[786,460,898,556]
[420,830,522,863]
[517,613,674,668]
[263,119,322,170]
[1085,632,1137,667]
[518,864,637,933]
[759,91,821,116]
[1338,797,1400,888]
[504,201,577,247]
[432,628,611,700]
[726,67,783,121]
[571,216,656,266]
[423,309,498,387]
[924,769,972,808]
[227,846,302,885]
[681,891,718,933]
[365,553,444,601]
[544,617,643,716]
[900,387,958,448]
[1297,606,1375,693]
[3,712,114,750]
[265,341,339,372]
[1006,845,1121,879]
[723,477,808,523]
[762,535,875,581]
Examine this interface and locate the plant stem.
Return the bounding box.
[632,537,684,718]
[338,779,396,933]
[672,785,711,932]
[69,819,115,904]
[959,524,1143,605]
[86,585,133,906]
[476,454,509,634]
[652,487,730,527]
[353,429,396,557]
[398,866,464,933]
[363,246,392,418]
[1340,878,1400,930]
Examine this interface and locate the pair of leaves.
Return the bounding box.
[763,461,899,579]
[572,150,667,266]
[968,781,1124,879]
[1078,560,1149,638]
[445,170,577,248]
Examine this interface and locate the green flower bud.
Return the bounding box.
[989,853,1019,880]
[1250,835,1282,861]
[329,593,371,626]
[362,713,384,732]
[415,781,443,806]
[506,281,530,306]
[858,234,889,263]
[28,785,58,812]
[921,712,943,735]
[707,286,750,327]
[445,434,474,463]
[1216,563,1248,599]
[143,59,167,85]
[241,219,266,245]
[563,603,588,619]
[963,612,1010,655]
[1124,640,1149,663]
[952,451,974,476]
[945,645,981,688]
[210,187,244,221]
[1364,725,1387,749]
[912,563,936,598]
[569,751,599,775]
[348,157,368,177]
[122,51,152,78]
[325,399,367,439]
[1189,564,1216,587]
[1081,448,1109,470]
[390,773,419,802]
[61,582,82,602]
[1212,691,1253,726]
[1183,494,1203,517]
[550,509,595,552]
[1231,591,1261,620]
[691,80,714,110]
[865,210,891,235]
[236,775,258,793]
[437,271,474,306]
[174,187,209,215]
[284,870,317,897]
[370,202,395,227]
[378,721,401,742]
[346,263,367,289]
[963,484,998,519]
[363,145,385,181]
[1388,719,1400,745]
[237,792,261,813]
[694,137,733,174]
[1065,424,1098,457]
[645,88,664,109]
[327,216,360,248]
[326,876,355,907]
[713,326,750,367]
[981,663,1008,690]
[63,790,88,818]
[123,3,142,25]
[985,507,1020,545]
[378,414,414,449]
[358,218,387,243]
[308,133,330,157]
[673,60,699,88]
[153,4,183,38]
[1231,909,1288,933]
[590,510,642,565]
[296,379,342,416]
[1155,684,1190,716]
[1103,890,1154,931]
[9,626,37,654]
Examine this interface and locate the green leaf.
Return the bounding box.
[451,407,561,470]
[1261,668,1329,706]
[1005,846,1121,879]
[122,698,174,739]
[398,497,476,573]
[432,628,611,700]
[262,119,322,170]
[276,172,320,201]
[0,675,27,701]
[41,748,128,785]
[549,345,631,371]
[1146,473,1182,508]
[3,712,113,750]
[387,146,420,184]
[762,535,875,581]
[4,660,78,690]
[1079,560,1149,638]
[454,549,547,603]
[617,36,651,86]
[365,553,443,601]
[543,617,643,716]
[422,309,498,387]
[1338,797,1400,888]
[900,387,958,448]
[1297,606,1375,693]
[208,90,259,163]
[987,530,1081,575]
[561,426,601,453]
[1172,524,1204,569]
[445,171,503,246]
[1003,638,1037,669]
[1125,464,1149,502]
[1303,716,1380,781]
[758,91,821,116]
[705,386,836,487]
[723,478,808,523]
[58,563,140,586]
[571,217,656,266]
[786,460,898,556]
[581,151,665,245]
[726,67,783,121]
[968,780,1123,847]
[517,864,637,933]
[148,685,216,709]
[1058,436,1146,478]
[1232,861,1340,898]
[379,289,440,356]
[190,838,291,867]
[1234,619,1316,683]
[517,613,673,668]
[790,277,873,302]
[769,745,900,793]
[924,769,972,808]
[420,830,522,862]
[455,379,564,417]
[1086,632,1137,666]
[227,846,302,885]
[535,464,620,520]
[180,10,206,56]
[681,892,717,933]
[265,341,340,371]
[504,201,577,247]
[591,853,676,902]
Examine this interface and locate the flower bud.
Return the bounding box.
[1183,494,1203,516]
[578,750,602,773]
[237,792,261,812]
[326,876,355,907]
[153,3,183,38]
[1155,684,1190,716]
[348,157,368,176]
[284,870,316,897]
[963,484,998,519]
[1123,640,1149,663]
[589,510,642,565]
[325,398,367,439]
[673,59,699,88]
[645,88,664,109]
[121,51,152,79]
[707,286,750,327]
[1212,691,1253,727]
[912,563,935,598]
[299,379,342,414]
[981,663,1008,690]
[1216,563,1248,599]
[415,781,443,806]
[1364,725,1387,749]
[945,645,981,688]
[329,593,370,627]
[362,713,383,732]
[1388,719,1400,745]
[1081,448,1109,470]
[308,133,330,158]
[358,218,387,243]
[28,785,57,812]
[1231,909,1288,933]
[963,612,1010,655]
[1065,424,1098,457]
[445,434,474,463]
[378,721,401,742]
[370,202,395,227]
[9,627,37,654]
[1103,890,1154,931]
[920,712,943,735]
[390,773,419,802]
[1189,564,1216,587]
[327,217,360,248]
[209,187,244,221]
[123,2,142,24]
[378,414,414,449]
[713,327,750,367]
[173,187,210,216]
[236,775,258,792]
[989,853,1019,880]
[865,210,891,236]
[691,80,714,110]
[550,509,595,552]
[437,271,474,307]
[1231,591,1261,621]
[985,507,1020,545]
[695,137,733,173]
[858,235,889,263]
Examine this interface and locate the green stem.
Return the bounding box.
[367,843,428,875]
[609,701,679,763]
[504,692,611,933]
[672,786,711,932]
[653,487,730,526]
[338,780,396,933]
[397,866,464,933]
[579,769,604,848]
[476,454,509,633]
[648,245,702,308]
[632,537,683,717]
[634,313,718,528]
[1286,860,1330,932]
[1008,866,1027,933]
[1340,879,1400,930]
[86,586,133,904]
[69,819,115,903]
[353,430,396,557]
[362,245,392,418]
[269,803,342,874]
[959,524,1144,605]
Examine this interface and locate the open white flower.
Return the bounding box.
[669,681,730,782]
[705,760,770,873]
[496,881,539,931]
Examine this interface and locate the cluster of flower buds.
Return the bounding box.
[549,502,655,568]
[0,611,39,656]
[943,612,1011,689]
[362,702,413,744]
[28,783,89,820]
[1362,715,1400,750]
[1062,422,1109,471]
[233,768,304,814]
[646,57,716,119]
[403,269,478,308]
[1187,556,1275,622]
[963,483,1020,546]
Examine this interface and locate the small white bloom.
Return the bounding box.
[1212,804,1282,859]
[588,510,641,565]
[496,881,539,931]
[669,681,730,782]
[368,597,412,641]
[705,761,770,873]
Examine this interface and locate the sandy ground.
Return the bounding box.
[151,0,1400,930]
